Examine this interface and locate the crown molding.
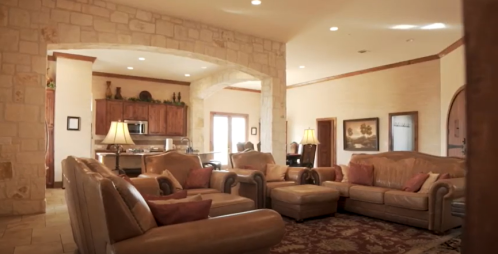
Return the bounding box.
[224,87,261,93]
[92,72,191,86]
[52,52,97,63]
[438,37,465,57]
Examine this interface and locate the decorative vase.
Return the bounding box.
[178,92,182,102]
[114,87,123,100]
[172,92,176,102]
[105,81,112,99]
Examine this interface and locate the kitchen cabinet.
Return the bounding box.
[123,102,149,121]
[148,104,167,135]
[165,105,187,136]
[95,100,123,135]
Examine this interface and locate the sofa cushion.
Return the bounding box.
[266,181,296,197]
[384,190,428,210]
[162,170,183,191]
[201,193,255,217]
[266,164,289,182]
[348,162,374,186]
[143,190,187,201]
[147,196,211,226]
[185,167,213,189]
[349,186,390,204]
[322,181,356,197]
[186,188,220,196]
[402,173,429,192]
[418,172,440,194]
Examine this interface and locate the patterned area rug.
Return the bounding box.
[270,213,461,254]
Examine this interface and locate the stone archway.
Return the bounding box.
[0,1,286,215]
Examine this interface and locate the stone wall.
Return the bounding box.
[0,0,286,215]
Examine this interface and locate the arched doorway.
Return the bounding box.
[447,87,466,158]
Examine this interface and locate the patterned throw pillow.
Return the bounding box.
[185,167,213,189]
[402,173,430,192]
[266,164,288,182]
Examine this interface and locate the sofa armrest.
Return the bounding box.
[310,167,336,185]
[428,177,465,232]
[286,167,310,184]
[138,173,175,195]
[111,209,285,254]
[430,177,465,200]
[229,169,266,184]
[229,169,266,208]
[210,170,238,193]
[129,178,162,196]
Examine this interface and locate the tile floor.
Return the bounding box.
[0,189,77,254]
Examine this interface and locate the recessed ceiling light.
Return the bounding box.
[138,57,145,61]
[201,66,207,69]
[185,74,191,77]
[391,24,416,30]
[329,27,339,31]
[421,23,446,30]
[127,67,133,70]
[299,66,305,69]
[406,38,414,42]
[251,0,261,5]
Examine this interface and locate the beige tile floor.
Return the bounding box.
[0,189,77,254]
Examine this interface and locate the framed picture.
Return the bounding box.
[67,116,80,131]
[343,117,379,151]
[251,127,257,135]
[389,111,418,152]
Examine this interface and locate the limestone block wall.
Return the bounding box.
[0,0,286,215]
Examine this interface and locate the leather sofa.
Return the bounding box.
[63,156,285,254]
[230,151,310,209]
[311,151,465,233]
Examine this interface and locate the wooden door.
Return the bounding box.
[316,119,335,167]
[95,100,108,135]
[165,105,186,136]
[106,101,124,133]
[447,88,466,158]
[45,89,55,188]
[148,104,167,135]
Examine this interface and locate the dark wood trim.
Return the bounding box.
[343,117,380,151]
[53,52,97,63]
[388,111,419,152]
[445,86,466,156]
[93,72,191,86]
[209,112,249,156]
[47,55,56,62]
[53,181,63,189]
[316,117,337,166]
[288,55,439,89]
[438,38,465,57]
[224,87,261,93]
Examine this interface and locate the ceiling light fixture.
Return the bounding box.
[127,67,133,70]
[299,66,305,69]
[138,57,145,61]
[391,24,416,30]
[421,23,446,29]
[201,66,207,69]
[251,0,261,5]
[329,27,339,31]
[185,74,191,77]
[406,38,414,42]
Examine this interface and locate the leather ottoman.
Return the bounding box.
[202,193,255,217]
[271,184,339,221]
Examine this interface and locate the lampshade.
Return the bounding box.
[102,121,135,145]
[300,128,320,145]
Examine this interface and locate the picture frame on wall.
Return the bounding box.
[251,127,257,135]
[388,111,419,152]
[67,116,80,131]
[343,117,379,151]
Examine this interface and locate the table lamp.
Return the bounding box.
[102,121,135,174]
[300,128,320,168]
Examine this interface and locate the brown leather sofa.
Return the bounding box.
[311,152,465,233]
[230,151,310,209]
[141,151,237,195]
[63,156,285,254]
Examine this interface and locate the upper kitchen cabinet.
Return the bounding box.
[148,104,168,135]
[123,102,149,121]
[95,100,124,135]
[165,105,188,136]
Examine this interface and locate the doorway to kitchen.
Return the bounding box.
[210,112,249,166]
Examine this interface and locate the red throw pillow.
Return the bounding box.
[438,173,451,180]
[402,173,430,192]
[148,199,212,226]
[143,190,188,201]
[185,167,213,189]
[348,162,374,186]
[333,165,343,182]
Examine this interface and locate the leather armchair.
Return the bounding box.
[230,150,310,209]
[63,156,285,254]
[141,151,237,195]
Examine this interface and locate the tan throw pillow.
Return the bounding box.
[340,165,350,183]
[266,164,288,182]
[162,169,183,190]
[418,172,440,194]
[149,194,202,205]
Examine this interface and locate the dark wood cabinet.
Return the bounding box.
[166,105,187,136]
[148,104,167,135]
[95,100,123,135]
[123,102,149,121]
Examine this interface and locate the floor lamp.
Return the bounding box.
[300,128,320,168]
[102,121,135,175]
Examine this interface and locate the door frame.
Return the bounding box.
[209,111,249,153]
[316,117,337,166]
[446,86,466,156]
[388,111,419,152]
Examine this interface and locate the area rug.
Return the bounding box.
[270,213,461,254]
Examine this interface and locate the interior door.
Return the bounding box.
[447,88,466,158]
[317,120,335,167]
[211,112,248,166]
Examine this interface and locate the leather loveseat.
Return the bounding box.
[312,152,465,233]
[63,156,285,254]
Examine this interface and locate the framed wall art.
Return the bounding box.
[343,117,379,151]
[67,116,80,131]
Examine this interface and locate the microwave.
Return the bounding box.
[124,120,148,135]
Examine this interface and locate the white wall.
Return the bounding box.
[392,115,414,151]
[204,89,261,152]
[287,60,441,165]
[54,58,93,182]
[440,46,466,155]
